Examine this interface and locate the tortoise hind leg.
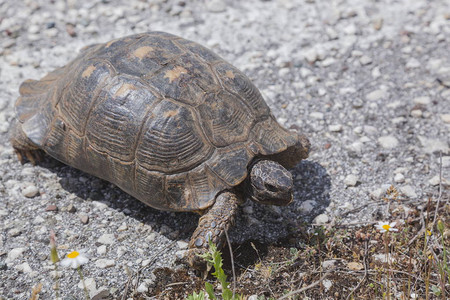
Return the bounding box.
[187,191,241,270]
[10,119,42,165]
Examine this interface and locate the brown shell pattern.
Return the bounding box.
[15,32,300,211]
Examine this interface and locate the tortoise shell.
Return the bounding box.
[15,32,303,211]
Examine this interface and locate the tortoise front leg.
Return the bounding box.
[10,119,42,165]
[187,191,241,269]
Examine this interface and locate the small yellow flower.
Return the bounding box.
[375,221,398,233]
[60,250,89,269]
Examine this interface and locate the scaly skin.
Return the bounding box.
[187,191,241,269]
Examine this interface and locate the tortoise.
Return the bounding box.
[10,31,310,268]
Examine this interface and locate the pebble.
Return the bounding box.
[137,282,148,293]
[95,259,115,269]
[329,124,343,132]
[344,174,359,187]
[248,296,258,300]
[21,185,39,198]
[90,287,110,300]
[413,96,431,105]
[378,136,399,149]
[78,278,96,294]
[366,89,387,101]
[206,0,226,13]
[67,204,77,213]
[117,222,128,231]
[314,214,329,224]
[97,234,115,245]
[359,55,372,65]
[410,109,422,118]
[310,112,324,119]
[394,173,405,183]
[97,245,107,255]
[400,185,417,198]
[440,114,450,123]
[46,205,58,212]
[321,259,336,270]
[15,262,33,274]
[177,241,188,249]
[6,248,26,264]
[406,58,421,69]
[370,188,384,199]
[428,175,450,186]
[418,136,449,154]
[298,200,316,213]
[323,279,333,291]
[80,215,89,224]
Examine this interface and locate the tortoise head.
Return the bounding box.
[248,160,293,206]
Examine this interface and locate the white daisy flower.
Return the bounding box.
[60,250,89,269]
[375,221,398,233]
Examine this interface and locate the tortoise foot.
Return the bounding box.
[14,148,42,165]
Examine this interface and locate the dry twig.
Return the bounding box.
[278,270,331,300]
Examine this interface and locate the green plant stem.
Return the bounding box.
[77,266,90,300]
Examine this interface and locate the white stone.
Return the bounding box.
[141,259,152,267]
[97,234,115,245]
[359,55,372,65]
[21,185,39,198]
[371,67,381,78]
[206,0,226,13]
[248,296,258,300]
[428,175,450,186]
[366,89,387,101]
[329,124,343,132]
[304,48,321,63]
[15,262,33,274]
[400,185,417,198]
[97,245,107,255]
[440,114,450,123]
[314,214,329,224]
[370,188,384,199]
[321,259,336,270]
[310,112,324,119]
[378,136,399,149]
[175,250,188,260]
[344,174,359,187]
[299,200,316,213]
[177,241,188,249]
[117,222,128,231]
[6,247,26,264]
[95,259,115,269]
[394,173,405,183]
[411,109,422,118]
[406,58,421,69]
[78,277,96,292]
[413,96,431,105]
[323,279,333,291]
[418,136,449,154]
[373,253,393,263]
[137,282,148,293]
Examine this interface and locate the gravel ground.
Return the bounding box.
[0,0,449,299]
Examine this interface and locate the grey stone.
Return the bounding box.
[321,259,336,270]
[413,96,431,105]
[418,136,449,154]
[21,185,39,198]
[95,259,115,269]
[329,124,343,132]
[6,248,26,264]
[378,136,399,149]
[97,234,115,245]
[366,89,388,101]
[177,241,188,249]
[394,173,405,183]
[344,174,359,187]
[400,185,417,198]
[314,214,329,224]
[97,245,107,255]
